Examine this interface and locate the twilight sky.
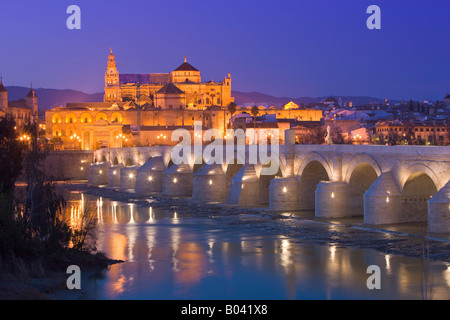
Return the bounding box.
[0,0,449,101]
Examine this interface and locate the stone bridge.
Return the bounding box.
[88,131,450,233]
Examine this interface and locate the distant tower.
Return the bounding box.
[0,77,8,110]
[444,93,450,106]
[104,48,121,102]
[26,83,38,118]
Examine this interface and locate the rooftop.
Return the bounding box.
[174,57,199,72]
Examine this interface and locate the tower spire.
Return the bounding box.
[184,56,187,63]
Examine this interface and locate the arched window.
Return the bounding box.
[52,113,62,124]
[111,112,123,123]
[80,113,92,123]
[95,112,108,122]
[65,113,77,124]
[65,124,76,137]
[52,124,62,137]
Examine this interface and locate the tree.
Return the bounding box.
[331,127,348,144]
[227,102,237,116]
[251,106,259,143]
[227,102,237,128]
[0,115,24,216]
[297,127,325,144]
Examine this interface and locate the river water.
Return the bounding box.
[66,192,450,300]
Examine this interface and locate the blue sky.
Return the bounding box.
[0,0,449,100]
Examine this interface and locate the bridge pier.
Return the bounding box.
[315,181,350,218]
[120,165,140,191]
[135,157,166,194]
[162,164,193,197]
[192,164,227,202]
[108,164,123,187]
[269,177,300,211]
[428,181,450,233]
[88,162,110,186]
[364,172,402,224]
[226,164,260,206]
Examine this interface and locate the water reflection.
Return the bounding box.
[64,193,450,300]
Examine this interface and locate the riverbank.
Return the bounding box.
[0,248,123,300]
[60,181,450,264]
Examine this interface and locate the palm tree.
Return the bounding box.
[251,105,259,144]
[227,102,237,117]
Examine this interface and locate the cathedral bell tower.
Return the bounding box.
[104,48,121,102]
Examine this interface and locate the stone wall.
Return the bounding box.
[18,150,94,181]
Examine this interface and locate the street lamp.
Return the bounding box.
[115,133,127,148]
[70,134,81,149]
[157,133,167,145]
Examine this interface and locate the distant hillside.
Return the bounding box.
[232,91,389,107]
[5,86,391,115]
[6,86,103,114]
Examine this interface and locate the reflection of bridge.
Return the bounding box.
[88,130,450,233]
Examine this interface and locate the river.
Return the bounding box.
[65,192,450,300]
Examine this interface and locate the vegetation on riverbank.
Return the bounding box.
[0,116,117,299]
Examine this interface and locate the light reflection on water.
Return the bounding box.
[65,193,450,300]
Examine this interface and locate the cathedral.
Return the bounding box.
[104,49,234,109]
[44,50,322,150]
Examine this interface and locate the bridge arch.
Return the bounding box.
[297,152,333,179]
[398,164,440,222]
[125,158,133,167]
[344,154,382,184]
[297,153,332,210]
[399,163,441,192]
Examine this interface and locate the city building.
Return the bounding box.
[0,78,38,126]
[374,120,449,145]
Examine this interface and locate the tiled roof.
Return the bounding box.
[119,73,171,85]
[174,60,199,72]
[156,83,185,94]
[8,99,31,109]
